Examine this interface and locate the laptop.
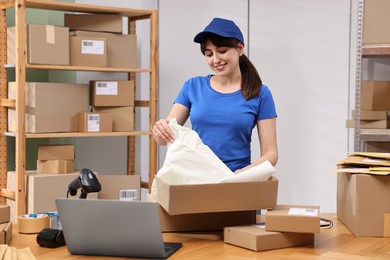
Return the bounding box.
[55,198,182,259]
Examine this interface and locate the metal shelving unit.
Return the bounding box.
[353,0,390,150]
[0,0,158,216]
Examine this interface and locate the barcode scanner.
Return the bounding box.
[67,168,101,199]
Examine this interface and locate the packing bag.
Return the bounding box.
[150,119,234,200]
[150,119,276,200]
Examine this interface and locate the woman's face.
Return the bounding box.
[203,40,244,77]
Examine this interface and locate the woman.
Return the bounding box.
[152,17,278,173]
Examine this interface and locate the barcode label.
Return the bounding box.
[95,81,118,95]
[97,82,107,88]
[119,189,137,201]
[83,41,94,47]
[81,40,105,55]
[87,114,100,132]
[288,208,318,216]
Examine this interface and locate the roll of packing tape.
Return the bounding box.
[18,213,50,234]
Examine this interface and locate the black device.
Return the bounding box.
[37,228,66,248]
[67,168,101,199]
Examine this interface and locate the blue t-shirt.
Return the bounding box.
[174,75,277,172]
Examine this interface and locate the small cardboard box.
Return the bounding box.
[0,222,12,244]
[90,80,135,107]
[265,205,321,234]
[38,144,75,160]
[145,194,256,232]
[361,81,390,111]
[224,224,315,252]
[37,159,75,174]
[7,82,89,133]
[363,0,390,44]
[337,171,390,237]
[64,13,123,33]
[365,141,390,152]
[156,176,278,215]
[78,112,113,133]
[345,119,390,129]
[7,24,69,65]
[27,172,99,214]
[71,30,137,68]
[98,175,141,201]
[92,107,134,132]
[70,36,107,67]
[352,110,389,120]
[0,205,10,224]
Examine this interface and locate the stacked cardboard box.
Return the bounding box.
[336,152,390,236]
[0,205,12,244]
[65,13,137,68]
[7,24,69,65]
[7,82,89,133]
[346,81,390,130]
[224,205,319,251]
[37,144,75,174]
[90,80,135,132]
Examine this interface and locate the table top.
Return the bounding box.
[7,214,390,259]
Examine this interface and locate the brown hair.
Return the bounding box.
[200,34,262,100]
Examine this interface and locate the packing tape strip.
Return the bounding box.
[18,213,50,234]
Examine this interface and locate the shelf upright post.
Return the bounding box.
[149,9,158,191]
[0,4,7,204]
[354,0,364,152]
[15,0,27,217]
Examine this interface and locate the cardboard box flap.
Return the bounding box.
[156,176,278,215]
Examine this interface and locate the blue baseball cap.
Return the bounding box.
[194,17,244,45]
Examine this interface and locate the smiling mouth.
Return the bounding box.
[214,63,226,70]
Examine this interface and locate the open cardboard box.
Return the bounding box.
[156,176,278,215]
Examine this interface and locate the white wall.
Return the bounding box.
[159,0,351,213]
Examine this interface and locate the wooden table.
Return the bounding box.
[8,214,390,259]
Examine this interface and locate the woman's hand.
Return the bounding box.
[152,119,175,145]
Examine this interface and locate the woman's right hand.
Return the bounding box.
[152,118,175,145]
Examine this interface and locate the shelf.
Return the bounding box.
[2,0,153,19]
[5,64,151,73]
[362,44,390,56]
[5,131,150,138]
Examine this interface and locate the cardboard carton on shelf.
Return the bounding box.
[156,176,278,215]
[224,224,315,252]
[7,24,69,65]
[71,30,137,68]
[37,159,75,174]
[90,80,135,107]
[92,106,134,132]
[361,80,390,111]
[70,36,107,67]
[38,144,75,160]
[363,0,390,44]
[97,175,141,201]
[65,13,124,33]
[7,82,89,133]
[78,112,113,133]
[0,205,10,224]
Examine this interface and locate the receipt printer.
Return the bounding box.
[37,228,66,248]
